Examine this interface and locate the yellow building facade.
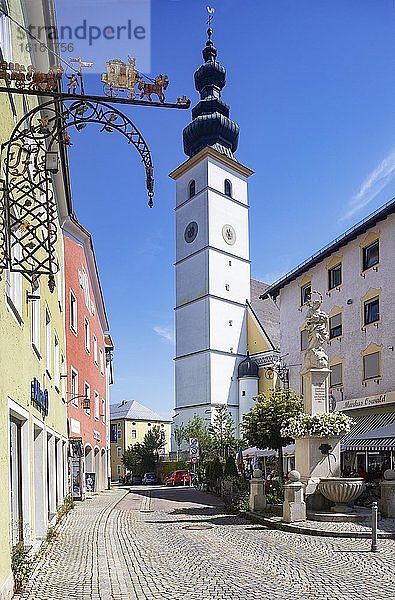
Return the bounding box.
[0,2,69,597]
[110,400,171,480]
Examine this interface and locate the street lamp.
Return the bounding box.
[65,394,91,411]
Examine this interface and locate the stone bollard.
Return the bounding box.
[249,469,266,513]
[283,470,306,523]
[379,469,395,518]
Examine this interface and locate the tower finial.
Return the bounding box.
[207,6,215,39]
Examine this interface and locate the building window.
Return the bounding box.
[224,179,232,197]
[363,351,380,380]
[71,368,78,405]
[188,180,196,198]
[0,1,12,62]
[99,348,104,374]
[300,329,308,351]
[117,465,121,475]
[363,240,379,271]
[117,429,122,439]
[330,363,342,387]
[101,398,105,423]
[94,391,99,420]
[54,334,60,389]
[61,354,66,401]
[6,237,22,319]
[93,336,98,364]
[116,447,121,457]
[117,422,121,428]
[329,313,342,339]
[364,296,379,326]
[31,286,40,353]
[300,283,311,305]
[45,308,52,375]
[84,318,90,352]
[84,383,90,414]
[131,430,137,439]
[241,391,246,396]
[328,263,342,290]
[70,291,77,332]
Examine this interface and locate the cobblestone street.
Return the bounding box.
[17,486,395,600]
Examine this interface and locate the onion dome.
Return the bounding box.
[183,27,239,159]
[238,353,259,379]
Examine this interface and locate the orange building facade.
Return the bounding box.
[63,218,112,499]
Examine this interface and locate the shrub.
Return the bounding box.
[11,546,32,592]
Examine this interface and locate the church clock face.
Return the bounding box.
[184,221,198,243]
[222,224,236,245]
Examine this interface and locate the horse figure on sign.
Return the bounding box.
[138,74,169,103]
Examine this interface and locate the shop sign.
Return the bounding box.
[72,456,82,500]
[254,353,281,367]
[31,378,49,416]
[337,391,395,412]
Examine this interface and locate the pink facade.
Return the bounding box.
[64,221,111,498]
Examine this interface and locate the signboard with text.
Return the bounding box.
[336,391,395,412]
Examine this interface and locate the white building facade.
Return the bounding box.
[263,200,395,477]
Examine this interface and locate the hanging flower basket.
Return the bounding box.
[281,412,354,438]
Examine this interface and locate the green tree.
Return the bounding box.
[122,443,143,475]
[206,456,223,493]
[209,404,237,458]
[223,455,239,479]
[143,425,166,461]
[242,389,303,479]
[173,423,186,460]
[183,415,212,458]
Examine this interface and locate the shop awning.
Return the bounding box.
[341,412,395,451]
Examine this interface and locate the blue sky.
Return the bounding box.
[61,0,395,418]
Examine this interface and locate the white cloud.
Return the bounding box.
[342,149,395,221]
[153,326,174,343]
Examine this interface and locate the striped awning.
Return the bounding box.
[341,412,395,451]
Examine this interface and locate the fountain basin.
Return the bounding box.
[318,477,365,513]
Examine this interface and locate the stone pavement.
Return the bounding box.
[15,485,395,600]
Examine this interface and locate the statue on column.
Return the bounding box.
[303,291,329,371]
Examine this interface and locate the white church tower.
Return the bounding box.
[169,24,254,434]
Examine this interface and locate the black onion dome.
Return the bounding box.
[238,353,259,379]
[183,28,239,158]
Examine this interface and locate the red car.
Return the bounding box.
[166,470,191,486]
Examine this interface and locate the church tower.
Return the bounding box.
[169,24,254,434]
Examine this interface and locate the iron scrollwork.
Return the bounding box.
[0,98,154,288]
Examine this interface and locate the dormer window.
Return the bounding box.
[188,180,196,198]
[224,179,232,197]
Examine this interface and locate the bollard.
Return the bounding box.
[371,501,379,553]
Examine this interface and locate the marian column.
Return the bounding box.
[295,291,341,507]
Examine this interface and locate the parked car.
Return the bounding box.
[166,470,191,486]
[142,472,159,485]
[130,474,142,485]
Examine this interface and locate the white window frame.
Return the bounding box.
[31,284,41,354]
[61,354,66,402]
[6,237,23,321]
[363,352,380,381]
[70,290,77,333]
[54,333,60,389]
[0,1,12,62]
[101,398,105,423]
[93,335,98,365]
[94,391,99,420]
[116,447,121,458]
[131,430,137,439]
[330,363,343,387]
[84,318,90,353]
[45,308,52,375]
[99,348,104,375]
[70,368,79,406]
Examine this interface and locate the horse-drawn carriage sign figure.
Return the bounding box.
[101,56,170,103]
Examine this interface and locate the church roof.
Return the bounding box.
[183,26,239,159]
[110,400,170,423]
[250,278,280,350]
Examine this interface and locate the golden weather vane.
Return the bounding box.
[207,6,215,35]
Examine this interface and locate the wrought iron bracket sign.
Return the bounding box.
[0,56,190,289]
